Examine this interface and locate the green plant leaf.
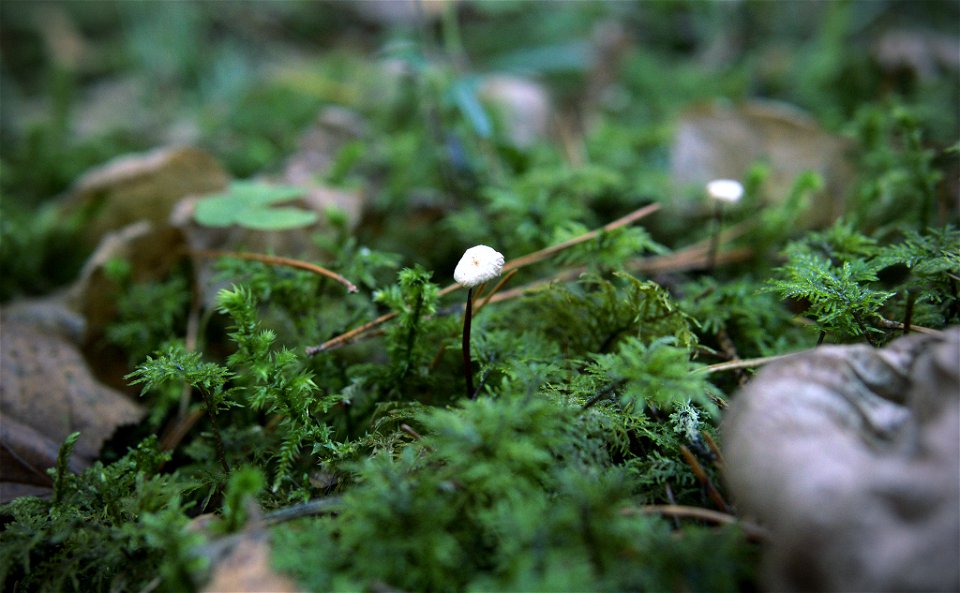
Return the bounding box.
[451,78,492,139]
[193,181,317,230]
[234,206,319,230]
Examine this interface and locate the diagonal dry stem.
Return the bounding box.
[620,505,768,540]
[501,203,661,272]
[695,351,805,374]
[308,203,661,354]
[194,250,358,293]
[680,444,730,513]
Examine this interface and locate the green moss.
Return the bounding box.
[1,3,957,591]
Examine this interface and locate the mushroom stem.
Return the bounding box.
[707,200,723,271]
[462,287,475,399]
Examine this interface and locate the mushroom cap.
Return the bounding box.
[706,179,744,203]
[454,245,505,288]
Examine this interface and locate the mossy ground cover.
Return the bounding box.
[1,2,957,591]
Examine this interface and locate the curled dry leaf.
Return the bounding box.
[200,530,299,593]
[0,299,145,503]
[51,146,228,362]
[722,328,960,592]
[68,221,187,384]
[60,145,230,248]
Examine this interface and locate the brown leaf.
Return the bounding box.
[201,530,299,593]
[56,146,226,387]
[670,100,855,227]
[60,145,229,249]
[722,328,960,592]
[0,298,145,503]
[66,221,188,388]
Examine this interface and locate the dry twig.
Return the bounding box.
[308,203,661,354]
[621,505,767,540]
[679,444,730,513]
[194,250,358,293]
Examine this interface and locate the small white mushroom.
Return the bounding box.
[454,245,505,288]
[706,179,744,203]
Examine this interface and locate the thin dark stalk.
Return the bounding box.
[200,389,231,475]
[679,445,730,513]
[948,276,959,322]
[851,310,878,347]
[264,496,343,526]
[817,330,826,345]
[663,483,681,529]
[400,289,425,382]
[463,287,475,400]
[707,201,723,271]
[701,431,726,470]
[903,290,916,335]
[581,379,627,411]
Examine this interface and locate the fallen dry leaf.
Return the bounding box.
[66,221,188,388]
[670,100,855,227]
[722,328,960,592]
[54,146,227,386]
[0,298,145,503]
[60,145,229,248]
[201,529,299,593]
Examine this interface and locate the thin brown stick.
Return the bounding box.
[716,326,748,386]
[701,431,726,470]
[306,311,395,355]
[476,269,517,312]
[400,424,423,441]
[663,483,682,529]
[160,407,205,452]
[194,250,358,293]
[679,444,730,513]
[675,219,755,258]
[312,223,753,355]
[470,244,754,309]
[177,269,205,419]
[0,441,54,485]
[620,504,735,526]
[630,246,753,275]
[875,316,943,336]
[309,204,661,354]
[695,351,805,374]
[620,504,767,540]
[483,233,753,295]
[502,203,661,272]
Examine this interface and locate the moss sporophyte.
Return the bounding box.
[454,245,505,400]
